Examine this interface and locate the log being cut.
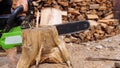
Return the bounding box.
[17,8,72,68]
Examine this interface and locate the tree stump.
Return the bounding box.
[17,8,71,68]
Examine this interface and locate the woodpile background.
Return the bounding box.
[32,0,120,43]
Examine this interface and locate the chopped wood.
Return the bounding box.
[70,0,83,3]
[90,4,99,9]
[32,1,39,6]
[99,23,107,28]
[68,8,80,14]
[35,0,41,2]
[46,0,52,5]
[61,11,67,16]
[31,0,119,43]
[103,13,114,19]
[0,52,7,57]
[95,0,106,3]
[64,37,71,43]
[98,19,119,26]
[58,0,68,6]
[40,8,62,26]
[80,6,87,13]
[88,20,98,26]
[98,4,107,10]
[86,14,99,19]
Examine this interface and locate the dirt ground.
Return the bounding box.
[1,34,120,68]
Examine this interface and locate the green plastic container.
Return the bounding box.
[0,26,22,50]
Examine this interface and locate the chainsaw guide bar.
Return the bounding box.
[55,21,90,35]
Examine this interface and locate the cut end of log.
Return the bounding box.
[40,8,62,26]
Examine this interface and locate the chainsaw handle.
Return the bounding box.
[7,5,23,24]
[3,6,24,32]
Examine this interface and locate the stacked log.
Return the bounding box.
[32,0,120,43]
[66,0,120,43]
[32,0,68,23]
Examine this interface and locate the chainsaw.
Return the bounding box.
[0,0,90,50]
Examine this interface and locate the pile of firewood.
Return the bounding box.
[32,0,120,43]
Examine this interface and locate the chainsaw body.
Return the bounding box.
[0,0,34,50]
[0,0,23,50]
[0,6,23,50]
[0,26,22,50]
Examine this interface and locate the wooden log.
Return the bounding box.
[99,3,107,10]
[17,8,71,68]
[70,0,83,3]
[0,52,7,57]
[86,14,99,20]
[88,20,98,27]
[61,11,67,16]
[58,0,68,6]
[68,8,80,14]
[40,8,62,26]
[103,13,114,19]
[80,6,87,13]
[105,26,114,34]
[90,4,99,9]
[95,0,106,3]
[32,1,39,6]
[46,0,52,5]
[99,23,107,28]
[98,19,119,26]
